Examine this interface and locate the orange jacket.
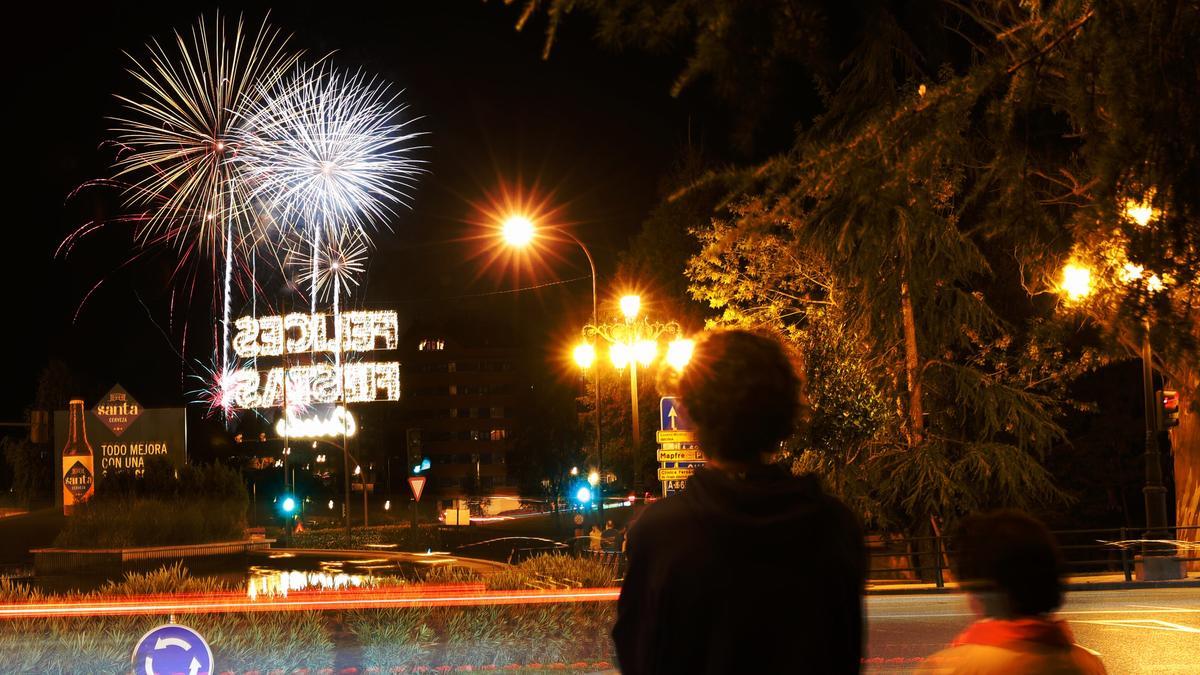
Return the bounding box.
[919,618,1106,674]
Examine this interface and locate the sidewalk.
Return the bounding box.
[867,571,1200,594]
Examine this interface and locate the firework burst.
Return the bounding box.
[110,13,301,370]
[112,13,299,254]
[284,229,370,303]
[237,63,426,249]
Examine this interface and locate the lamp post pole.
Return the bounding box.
[560,231,603,523]
[1140,316,1169,540]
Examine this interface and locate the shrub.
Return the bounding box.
[486,555,615,591]
[53,462,248,548]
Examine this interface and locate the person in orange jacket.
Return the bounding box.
[920,510,1106,674]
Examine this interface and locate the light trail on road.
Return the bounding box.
[0,585,621,619]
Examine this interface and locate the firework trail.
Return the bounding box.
[237,63,426,308]
[110,13,300,370]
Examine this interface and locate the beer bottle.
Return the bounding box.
[61,399,95,515]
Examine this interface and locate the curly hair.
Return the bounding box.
[677,330,804,462]
[952,510,1065,617]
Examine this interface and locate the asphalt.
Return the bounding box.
[864,587,1200,673]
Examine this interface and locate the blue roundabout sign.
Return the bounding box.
[131,623,214,675]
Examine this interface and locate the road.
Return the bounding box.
[866,588,1200,673]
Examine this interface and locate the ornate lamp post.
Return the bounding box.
[575,294,691,492]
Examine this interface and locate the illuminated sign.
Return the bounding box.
[224,362,399,408]
[275,406,357,439]
[232,310,397,358]
[227,310,400,408]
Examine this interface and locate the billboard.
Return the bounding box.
[53,385,186,504]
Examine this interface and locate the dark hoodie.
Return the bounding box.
[612,464,865,674]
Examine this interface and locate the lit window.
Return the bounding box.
[489,429,507,441]
[418,339,445,351]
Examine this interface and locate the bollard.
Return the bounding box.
[1120,526,1132,582]
[934,534,945,589]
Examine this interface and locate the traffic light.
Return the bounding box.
[406,428,422,474]
[575,485,593,505]
[1157,390,1181,429]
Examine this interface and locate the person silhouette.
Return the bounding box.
[613,329,865,674]
[920,511,1106,674]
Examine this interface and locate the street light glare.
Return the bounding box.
[610,342,632,369]
[575,486,593,503]
[501,215,536,247]
[666,338,695,371]
[619,294,641,320]
[573,342,596,369]
[588,470,600,486]
[634,339,657,366]
[1061,264,1093,302]
[1124,199,1157,227]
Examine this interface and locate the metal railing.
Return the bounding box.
[868,524,1200,588]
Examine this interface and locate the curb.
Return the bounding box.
[867,578,1200,595]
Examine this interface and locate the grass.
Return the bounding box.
[0,564,334,672]
[348,554,617,670]
[0,555,618,672]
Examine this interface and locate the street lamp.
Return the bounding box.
[1059,196,1173,552]
[579,295,685,491]
[1060,264,1093,303]
[500,214,603,520]
[573,343,597,369]
[666,338,695,372]
[619,294,641,321]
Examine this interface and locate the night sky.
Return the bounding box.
[3,1,729,418]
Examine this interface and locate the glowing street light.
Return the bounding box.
[501,215,535,247]
[1123,198,1159,227]
[573,342,596,369]
[610,342,632,369]
[666,338,695,371]
[633,339,657,366]
[619,294,641,321]
[1060,264,1093,302]
[575,486,593,504]
[588,470,600,487]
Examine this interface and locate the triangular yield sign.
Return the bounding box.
[408,475,427,502]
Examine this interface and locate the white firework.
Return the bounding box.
[284,229,370,302]
[237,64,426,245]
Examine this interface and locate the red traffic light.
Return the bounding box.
[1157,389,1181,429]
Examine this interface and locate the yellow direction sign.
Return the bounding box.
[656,430,697,444]
[658,466,697,481]
[657,448,706,462]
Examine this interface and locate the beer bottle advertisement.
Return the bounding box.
[61,398,95,515]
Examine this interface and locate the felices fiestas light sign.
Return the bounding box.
[232,311,398,357]
[225,310,400,408]
[275,406,357,439]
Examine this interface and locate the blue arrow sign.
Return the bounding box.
[659,397,694,432]
[132,624,213,675]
